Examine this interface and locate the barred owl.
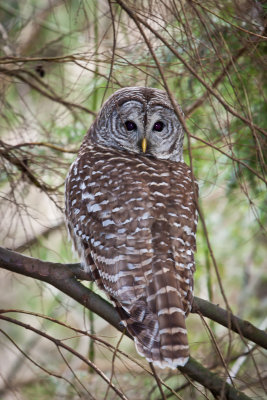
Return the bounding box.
[65,87,198,369]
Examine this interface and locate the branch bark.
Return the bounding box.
[192,297,267,350]
[0,246,120,332]
[1,246,266,399]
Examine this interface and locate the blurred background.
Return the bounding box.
[0,0,266,399]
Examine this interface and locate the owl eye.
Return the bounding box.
[125,120,137,131]
[153,121,164,132]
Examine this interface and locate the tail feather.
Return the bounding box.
[115,299,189,369]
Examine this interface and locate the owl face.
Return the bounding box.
[90,87,185,162]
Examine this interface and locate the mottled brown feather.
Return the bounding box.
[66,142,198,368]
[65,87,198,369]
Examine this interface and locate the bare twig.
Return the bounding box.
[115,0,267,138]
[0,66,96,116]
[0,316,128,400]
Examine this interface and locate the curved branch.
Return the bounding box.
[192,298,267,350]
[1,246,265,400]
[0,316,127,400]
[0,140,55,192]
[0,67,96,117]
[0,246,121,332]
[0,246,266,350]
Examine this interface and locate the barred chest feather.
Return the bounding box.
[65,143,198,369]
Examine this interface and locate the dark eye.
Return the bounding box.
[125,120,137,131]
[153,121,164,132]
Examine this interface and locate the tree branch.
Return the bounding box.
[0,140,55,192]
[1,246,265,399]
[192,298,267,350]
[0,246,121,332]
[0,67,96,117]
[1,246,266,349]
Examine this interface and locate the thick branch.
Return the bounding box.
[1,246,266,349]
[0,246,121,332]
[192,298,267,350]
[1,246,264,400]
[180,357,246,400]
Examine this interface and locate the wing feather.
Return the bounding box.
[65,144,198,369]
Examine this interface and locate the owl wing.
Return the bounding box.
[65,145,198,369]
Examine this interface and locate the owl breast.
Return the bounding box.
[65,143,198,369]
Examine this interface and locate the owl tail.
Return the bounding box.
[115,295,189,369]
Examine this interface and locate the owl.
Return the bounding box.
[65,87,198,369]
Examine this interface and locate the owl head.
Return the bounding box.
[87,87,185,162]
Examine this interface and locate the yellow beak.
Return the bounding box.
[141,138,147,153]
